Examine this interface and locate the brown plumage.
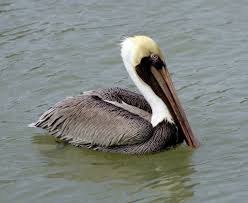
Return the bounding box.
[34,88,184,154]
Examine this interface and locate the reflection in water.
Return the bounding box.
[32,133,196,202]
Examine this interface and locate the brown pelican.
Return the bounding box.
[31,36,199,154]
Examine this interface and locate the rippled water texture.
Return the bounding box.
[0,0,248,202]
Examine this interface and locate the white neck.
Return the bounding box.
[121,38,174,127]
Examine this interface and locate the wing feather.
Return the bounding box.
[34,94,153,148]
[82,87,152,113]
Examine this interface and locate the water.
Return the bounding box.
[0,0,248,202]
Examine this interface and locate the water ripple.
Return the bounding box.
[0,0,248,203]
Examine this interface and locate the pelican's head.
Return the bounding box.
[122,35,163,67]
[121,35,199,148]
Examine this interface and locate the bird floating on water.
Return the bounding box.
[31,36,199,154]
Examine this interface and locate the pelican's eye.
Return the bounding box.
[151,54,159,61]
[150,54,164,69]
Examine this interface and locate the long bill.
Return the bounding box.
[151,66,200,148]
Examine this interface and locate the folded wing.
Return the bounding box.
[34,91,153,148]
